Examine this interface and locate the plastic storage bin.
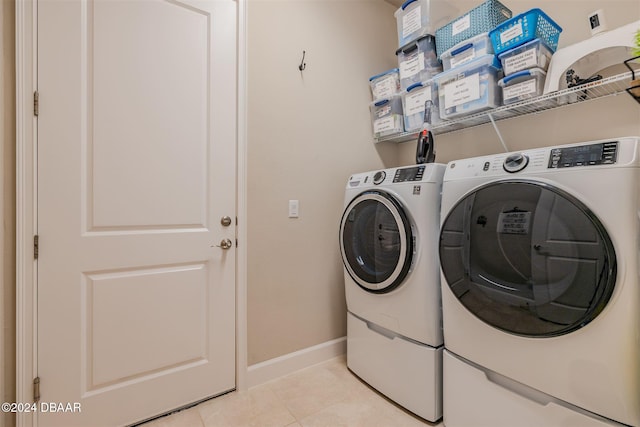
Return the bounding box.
[489,8,562,55]
[402,80,440,132]
[434,54,502,119]
[396,35,442,91]
[440,32,494,71]
[498,38,553,76]
[498,68,546,105]
[394,0,458,48]
[370,95,404,138]
[435,0,512,59]
[369,69,401,101]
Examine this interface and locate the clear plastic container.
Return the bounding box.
[434,54,502,119]
[498,38,553,76]
[369,69,401,101]
[440,33,494,71]
[394,0,458,48]
[498,68,546,105]
[369,95,404,138]
[396,35,442,91]
[401,80,440,132]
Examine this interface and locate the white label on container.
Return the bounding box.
[400,52,425,79]
[374,75,397,99]
[449,47,476,69]
[451,14,470,36]
[374,116,395,134]
[444,73,480,109]
[499,22,523,45]
[503,47,537,74]
[497,211,531,234]
[405,86,432,116]
[503,79,537,101]
[376,104,391,118]
[402,6,422,39]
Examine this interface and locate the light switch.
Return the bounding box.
[289,200,299,218]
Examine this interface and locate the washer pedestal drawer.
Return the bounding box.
[443,349,625,427]
[347,312,442,422]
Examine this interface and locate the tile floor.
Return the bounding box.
[140,356,442,427]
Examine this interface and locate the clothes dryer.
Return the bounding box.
[340,164,445,422]
[438,137,640,426]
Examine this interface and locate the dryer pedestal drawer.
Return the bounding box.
[443,350,625,427]
[347,312,442,422]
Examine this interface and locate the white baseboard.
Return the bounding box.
[247,337,347,388]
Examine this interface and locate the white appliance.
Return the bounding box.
[339,164,445,422]
[438,137,640,426]
[543,20,640,93]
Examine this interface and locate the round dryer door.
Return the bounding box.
[439,180,616,337]
[340,190,414,293]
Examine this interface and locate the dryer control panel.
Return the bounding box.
[548,142,618,168]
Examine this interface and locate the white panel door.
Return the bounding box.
[37,0,237,425]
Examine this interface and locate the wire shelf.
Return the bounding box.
[375,71,635,143]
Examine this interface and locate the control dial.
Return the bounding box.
[373,171,386,185]
[503,153,529,173]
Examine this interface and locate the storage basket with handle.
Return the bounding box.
[489,8,562,56]
[435,0,512,59]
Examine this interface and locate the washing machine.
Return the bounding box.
[339,163,445,422]
[438,136,640,426]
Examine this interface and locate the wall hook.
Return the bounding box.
[298,50,306,71]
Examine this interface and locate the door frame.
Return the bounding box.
[15,1,249,425]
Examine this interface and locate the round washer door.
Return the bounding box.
[439,180,616,337]
[340,190,414,293]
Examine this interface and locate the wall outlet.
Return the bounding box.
[288,200,299,218]
[588,9,607,36]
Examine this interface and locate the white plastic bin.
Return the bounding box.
[396,35,442,91]
[498,38,553,76]
[369,69,401,101]
[402,80,440,132]
[434,54,502,120]
[394,0,458,48]
[498,68,546,105]
[440,33,494,71]
[370,95,404,138]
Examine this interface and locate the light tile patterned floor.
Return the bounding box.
[140,356,442,427]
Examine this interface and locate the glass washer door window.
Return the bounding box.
[439,180,616,337]
[340,190,413,293]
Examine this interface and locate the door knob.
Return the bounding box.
[212,238,233,250]
[221,216,232,227]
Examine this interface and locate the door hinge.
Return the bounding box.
[34,91,39,116]
[34,235,39,259]
[33,377,40,402]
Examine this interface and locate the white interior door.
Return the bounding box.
[37,0,237,425]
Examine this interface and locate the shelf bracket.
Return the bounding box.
[487,113,509,152]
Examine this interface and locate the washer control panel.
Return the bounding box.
[503,153,530,173]
[393,165,426,182]
[548,142,618,168]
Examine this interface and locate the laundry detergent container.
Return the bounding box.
[394,0,458,48]
[434,54,502,120]
[396,35,442,91]
[370,95,404,138]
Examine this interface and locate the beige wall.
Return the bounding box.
[1,0,16,426]
[246,0,399,364]
[398,0,640,164]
